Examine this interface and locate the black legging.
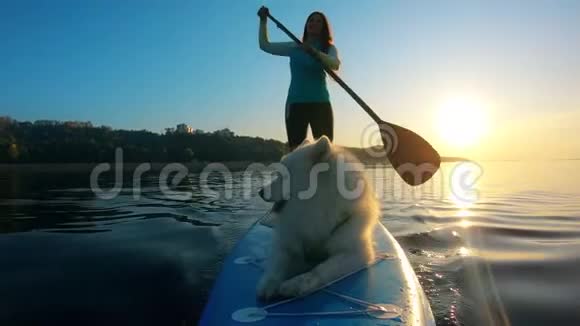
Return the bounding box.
[285,102,333,150]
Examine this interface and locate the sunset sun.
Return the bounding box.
[437,97,488,148]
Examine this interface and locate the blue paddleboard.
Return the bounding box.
[200,221,435,325]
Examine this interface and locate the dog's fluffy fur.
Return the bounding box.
[257,136,379,300]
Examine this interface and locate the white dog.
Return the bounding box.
[257,136,379,300]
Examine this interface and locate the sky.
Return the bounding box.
[1,0,579,160]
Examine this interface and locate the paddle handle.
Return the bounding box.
[267,13,383,124]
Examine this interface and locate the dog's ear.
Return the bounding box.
[311,136,332,163]
[299,138,312,147]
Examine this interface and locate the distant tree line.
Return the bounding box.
[0,117,286,163]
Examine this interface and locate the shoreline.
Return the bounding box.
[0,161,261,174]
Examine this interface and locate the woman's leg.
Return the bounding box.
[309,102,334,141]
[285,103,309,151]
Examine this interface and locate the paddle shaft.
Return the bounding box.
[266,14,382,124]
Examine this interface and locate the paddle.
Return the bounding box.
[265,11,441,186]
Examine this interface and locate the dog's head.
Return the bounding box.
[259,136,333,204]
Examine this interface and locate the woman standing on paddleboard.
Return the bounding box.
[257,6,341,151]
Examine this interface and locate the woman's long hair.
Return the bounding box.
[302,11,333,54]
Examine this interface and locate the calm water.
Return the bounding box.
[1,161,579,325]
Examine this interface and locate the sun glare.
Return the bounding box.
[437,97,488,148]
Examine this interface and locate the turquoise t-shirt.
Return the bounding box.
[258,34,340,108]
[286,44,329,105]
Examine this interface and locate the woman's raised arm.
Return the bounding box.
[258,6,295,57]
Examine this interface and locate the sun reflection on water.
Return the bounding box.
[458,247,471,257]
[448,161,483,228]
[459,219,472,228]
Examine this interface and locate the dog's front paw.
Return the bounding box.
[256,274,282,301]
[279,272,320,297]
